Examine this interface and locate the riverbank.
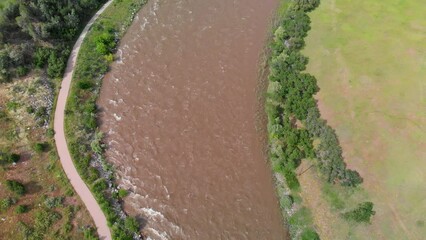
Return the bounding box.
[63,0,148,239]
[54,1,114,239]
[265,1,373,239]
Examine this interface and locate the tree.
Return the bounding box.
[343,202,375,223]
[124,217,139,232]
[47,51,65,78]
[301,228,320,240]
[341,169,363,187]
[15,205,28,214]
[5,180,26,196]
[294,0,321,12]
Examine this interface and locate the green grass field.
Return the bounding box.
[303,0,426,239]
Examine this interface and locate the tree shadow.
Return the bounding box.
[25,181,43,195]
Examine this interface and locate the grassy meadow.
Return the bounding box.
[303,0,426,239]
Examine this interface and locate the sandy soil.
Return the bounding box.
[54,1,113,239]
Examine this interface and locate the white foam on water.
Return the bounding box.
[117,49,124,64]
[109,99,118,106]
[146,228,169,240]
[113,113,122,121]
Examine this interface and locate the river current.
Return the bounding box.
[98,0,287,239]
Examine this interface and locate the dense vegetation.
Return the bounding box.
[266,0,374,238]
[0,0,108,82]
[65,0,148,239]
[342,201,375,223]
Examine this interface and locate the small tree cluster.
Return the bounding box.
[0,0,108,80]
[305,108,363,186]
[5,179,26,196]
[342,202,375,223]
[0,150,20,165]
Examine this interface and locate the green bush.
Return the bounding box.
[83,227,98,240]
[301,228,320,240]
[0,151,20,165]
[15,205,28,214]
[33,142,49,153]
[6,101,19,111]
[44,196,64,209]
[0,197,17,211]
[33,47,51,68]
[47,51,66,79]
[283,167,300,191]
[342,202,375,223]
[15,66,29,77]
[95,31,116,55]
[125,217,139,232]
[118,189,128,198]
[5,180,26,196]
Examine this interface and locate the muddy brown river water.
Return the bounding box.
[98,0,287,239]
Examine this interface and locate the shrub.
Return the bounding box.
[15,205,28,214]
[0,197,17,211]
[301,228,320,240]
[293,0,321,12]
[125,217,139,232]
[47,51,65,79]
[0,151,20,165]
[95,31,116,55]
[6,101,19,111]
[33,142,49,153]
[33,47,51,68]
[5,180,26,196]
[15,66,29,77]
[118,189,128,198]
[283,167,300,191]
[44,196,64,209]
[342,202,375,223]
[78,80,94,90]
[83,227,98,240]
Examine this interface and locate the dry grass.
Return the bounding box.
[0,75,94,239]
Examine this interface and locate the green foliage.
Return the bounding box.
[33,47,51,68]
[15,204,28,214]
[33,142,49,153]
[0,0,108,79]
[0,197,17,211]
[301,228,320,240]
[293,0,320,12]
[95,31,116,55]
[342,202,375,223]
[124,217,139,233]
[289,207,313,227]
[266,1,369,238]
[15,66,29,77]
[5,179,26,196]
[305,108,363,186]
[83,227,98,240]
[47,51,66,79]
[283,166,300,191]
[0,151,20,165]
[118,189,129,198]
[6,101,19,111]
[44,196,64,209]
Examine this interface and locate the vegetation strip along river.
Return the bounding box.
[54,1,114,239]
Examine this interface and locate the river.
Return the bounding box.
[98,0,286,239]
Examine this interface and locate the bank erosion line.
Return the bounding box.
[54,1,114,239]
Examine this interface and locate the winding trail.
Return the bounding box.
[54,1,113,239]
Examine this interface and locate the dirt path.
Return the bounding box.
[54,1,113,239]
